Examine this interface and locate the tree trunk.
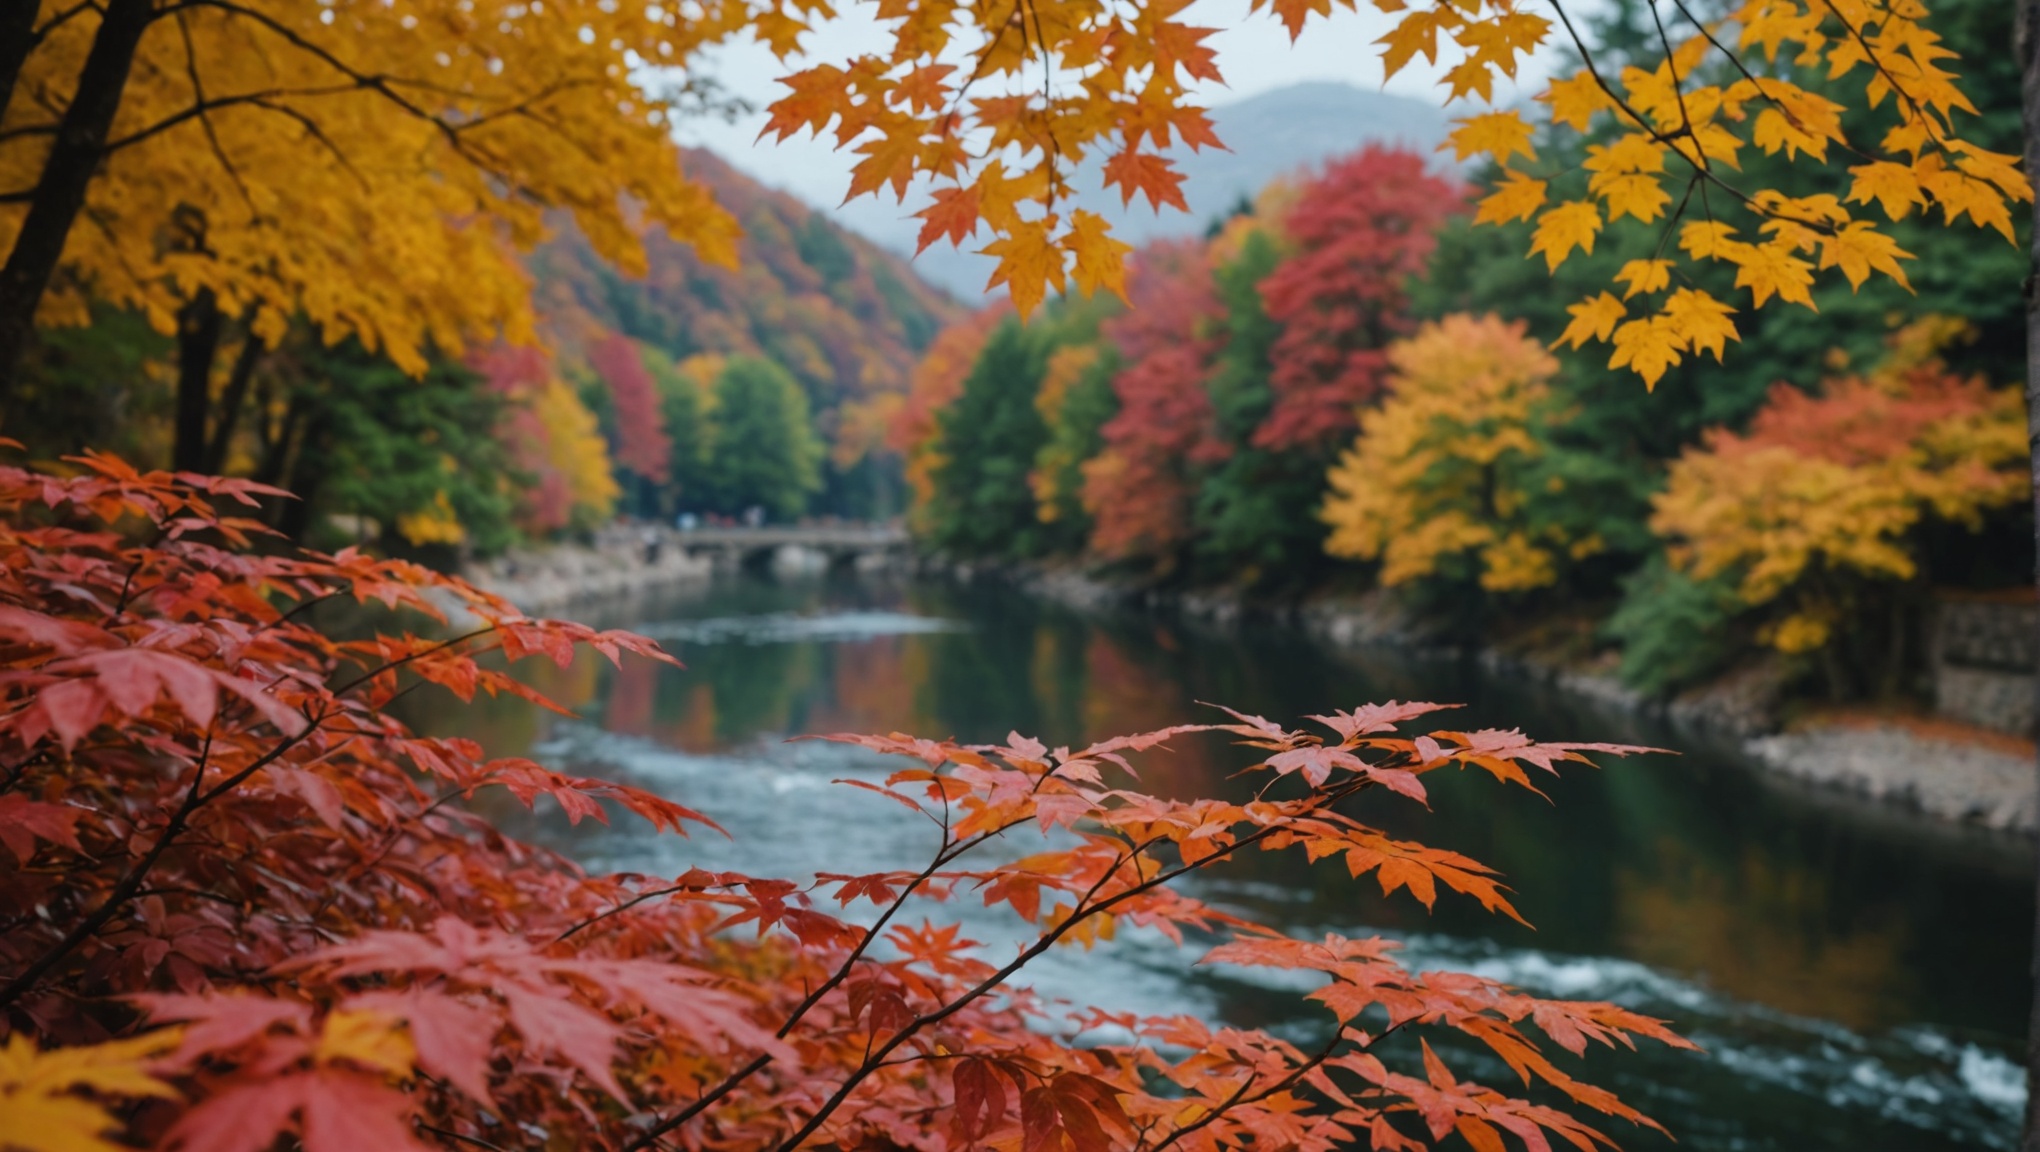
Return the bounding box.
[0,0,154,395]
[202,327,263,474]
[173,289,221,473]
[2013,4,2040,1149]
[0,0,43,128]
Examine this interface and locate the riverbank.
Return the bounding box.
[949,558,2037,837]
[468,525,714,613]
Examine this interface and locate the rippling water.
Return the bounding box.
[414,572,2033,1151]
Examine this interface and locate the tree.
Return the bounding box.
[645,348,721,516]
[1082,241,1227,568]
[1257,148,1462,453]
[0,451,1693,1152]
[706,356,822,521]
[1649,320,2025,698]
[0,0,743,468]
[1322,314,1581,596]
[589,334,674,518]
[1032,342,1120,551]
[925,319,1051,557]
[1193,219,1328,584]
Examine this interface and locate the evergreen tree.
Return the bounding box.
[643,347,718,515]
[706,356,823,521]
[1192,228,1328,586]
[926,320,1050,558]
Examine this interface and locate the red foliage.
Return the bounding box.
[1084,242,1229,562]
[1258,147,1463,451]
[1719,367,2005,467]
[0,449,1688,1152]
[589,334,673,482]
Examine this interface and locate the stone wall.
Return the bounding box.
[1932,597,2036,735]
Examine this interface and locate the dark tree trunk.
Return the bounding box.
[276,415,328,541]
[0,0,154,395]
[0,0,43,127]
[202,329,263,474]
[173,289,221,473]
[2014,4,2040,1149]
[253,389,307,489]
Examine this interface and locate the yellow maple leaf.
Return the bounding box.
[982,216,1067,319]
[1614,259,1673,299]
[1446,110,1536,164]
[1607,316,1683,389]
[1528,200,1602,271]
[1679,220,1743,261]
[1542,70,1613,132]
[1661,288,1739,361]
[1376,8,1455,80]
[1594,173,1671,224]
[1066,210,1133,302]
[317,1009,417,1079]
[1553,292,1626,350]
[1818,222,1914,291]
[0,1031,181,1152]
[1475,170,1547,225]
[1730,240,1818,309]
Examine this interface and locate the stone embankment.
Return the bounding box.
[468,526,713,614]
[941,558,2038,837]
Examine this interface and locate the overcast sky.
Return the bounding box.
[668,1,1564,224]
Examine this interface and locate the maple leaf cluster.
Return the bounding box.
[0,446,1693,1152]
[1430,0,2027,387]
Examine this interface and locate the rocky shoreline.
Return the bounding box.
[948,558,2038,838]
[467,525,714,614]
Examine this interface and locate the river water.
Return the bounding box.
[419,572,2033,1151]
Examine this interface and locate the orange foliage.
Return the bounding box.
[1651,321,2027,652]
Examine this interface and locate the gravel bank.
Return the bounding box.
[1747,723,2035,834]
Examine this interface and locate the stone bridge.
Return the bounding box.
[669,524,912,573]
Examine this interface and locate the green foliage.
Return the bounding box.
[706,356,824,521]
[643,347,717,514]
[925,320,1051,558]
[1033,344,1119,552]
[1192,228,1326,585]
[1601,557,1745,697]
[9,309,173,464]
[296,345,520,558]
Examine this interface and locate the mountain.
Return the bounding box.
[529,147,962,411]
[834,82,1455,298]
[525,148,965,516]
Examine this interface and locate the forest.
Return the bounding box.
[899,0,2032,709]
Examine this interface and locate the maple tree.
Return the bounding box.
[1257,148,1462,453]
[1649,318,2025,695]
[474,343,621,535]
[589,335,675,495]
[1081,241,1227,567]
[0,447,1694,1152]
[1322,314,1590,595]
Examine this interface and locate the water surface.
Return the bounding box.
[418,573,2032,1151]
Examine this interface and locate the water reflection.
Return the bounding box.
[409,572,2032,1151]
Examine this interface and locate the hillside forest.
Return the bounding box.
[899,0,2032,708]
[6,147,958,555]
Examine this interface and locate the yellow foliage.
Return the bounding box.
[1030,344,1102,524]
[1420,0,2026,387]
[4,0,742,370]
[1651,324,2027,654]
[533,379,620,526]
[395,490,466,548]
[1321,314,1578,593]
[0,1031,180,1152]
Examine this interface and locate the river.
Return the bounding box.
[417,571,2033,1151]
